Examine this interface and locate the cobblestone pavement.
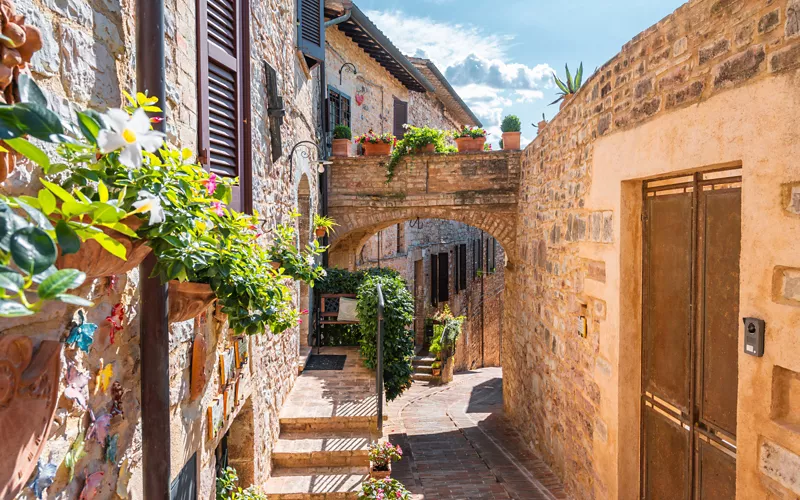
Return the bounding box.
[385,368,568,500]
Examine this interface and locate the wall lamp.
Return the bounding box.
[288,140,333,180]
[339,62,357,85]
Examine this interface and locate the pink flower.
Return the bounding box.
[204,172,218,195]
[301,309,309,315]
[211,201,226,216]
[297,318,303,325]
[150,116,164,124]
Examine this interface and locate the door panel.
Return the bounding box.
[697,438,736,500]
[643,404,691,500]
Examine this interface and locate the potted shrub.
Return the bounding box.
[551,63,583,110]
[431,361,441,377]
[501,115,522,150]
[367,441,402,479]
[535,113,547,134]
[313,214,338,238]
[385,125,447,182]
[358,478,411,500]
[452,126,486,152]
[332,124,351,157]
[354,130,396,156]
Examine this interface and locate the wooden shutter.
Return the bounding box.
[430,255,438,306]
[198,0,252,213]
[393,98,408,138]
[459,244,467,290]
[438,253,449,303]
[453,246,459,295]
[298,0,324,64]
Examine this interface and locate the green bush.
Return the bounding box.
[385,125,448,182]
[356,273,415,401]
[333,124,352,140]
[501,115,521,133]
[216,467,266,500]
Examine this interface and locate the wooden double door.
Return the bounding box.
[641,169,742,499]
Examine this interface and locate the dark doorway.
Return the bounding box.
[393,98,408,139]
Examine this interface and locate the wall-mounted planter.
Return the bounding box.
[332,138,350,157]
[454,137,486,152]
[369,461,391,480]
[55,216,149,278]
[362,142,392,156]
[168,281,216,323]
[501,132,521,150]
[314,227,327,238]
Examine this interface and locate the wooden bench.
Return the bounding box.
[318,293,359,325]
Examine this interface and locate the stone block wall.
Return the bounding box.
[0,0,321,498]
[503,0,800,498]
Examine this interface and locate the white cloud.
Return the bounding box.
[514,89,545,103]
[445,55,552,91]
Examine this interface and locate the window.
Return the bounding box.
[453,246,459,295]
[396,223,405,254]
[485,239,490,274]
[297,0,324,67]
[198,0,252,213]
[438,253,449,303]
[458,244,467,290]
[430,255,438,306]
[393,97,408,139]
[328,87,351,128]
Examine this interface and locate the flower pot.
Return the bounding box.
[168,281,216,323]
[55,216,150,278]
[332,138,350,157]
[369,461,391,480]
[537,120,547,133]
[413,144,436,154]
[270,261,282,270]
[501,132,521,150]
[454,137,486,152]
[362,141,392,156]
[560,93,574,110]
[431,367,441,377]
[314,227,327,238]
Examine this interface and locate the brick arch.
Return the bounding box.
[328,206,517,270]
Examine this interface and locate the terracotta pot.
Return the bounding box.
[369,461,391,479]
[501,132,521,150]
[315,227,327,238]
[362,141,392,156]
[168,281,216,323]
[270,261,282,270]
[332,138,350,157]
[431,367,441,377]
[537,120,547,132]
[560,93,574,110]
[413,143,436,154]
[55,216,150,278]
[454,137,486,152]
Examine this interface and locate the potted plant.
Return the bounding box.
[358,478,411,500]
[534,113,547,133]
[313,214,338,238]
[367,441,402,479]
[168,280,216,323]
[354,130,396,156]
[384,125,447,182]
[332,124,351,157]
[501,115,522,150]
[551,63,583,110]
[431,361,441,377]
[452,126,487,152]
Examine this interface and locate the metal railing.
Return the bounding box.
[376,284,385,433]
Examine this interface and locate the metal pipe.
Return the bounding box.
[136,0,170,497]
[325,8,351,28]
[376,283,385,433]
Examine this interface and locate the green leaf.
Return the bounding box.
[97,181,109,203]
[56,294,93,306]
[17,74,49,108]
[565,64,574,93]
[0,270,23,293]
[31,265,57,284]
[574,62,583,90]
[10,103,65,142]
[5,137,50,170]
[553,73,570,94]
[41,179,76,203]
[99,221,138,238]
[38,268,85,299]
[16,199,54,231]
[76,111,102,144]
[56,220,81,255]
[89,232,127,260]
[0,300,33,317]
[38,188,56,215]
[10,226,57,274]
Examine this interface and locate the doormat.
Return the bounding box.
[304,355,347,371]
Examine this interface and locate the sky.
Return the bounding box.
[356,0,685,147]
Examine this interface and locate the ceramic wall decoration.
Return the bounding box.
[219,348,235,387]
[0,336,62,499]
[223,384,235,418]
[207,396,224,440]
[235,336,249,368]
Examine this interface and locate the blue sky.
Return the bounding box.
[358,0,685,146]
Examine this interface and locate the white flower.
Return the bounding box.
[132,190,165,225]
[97,108,165,168]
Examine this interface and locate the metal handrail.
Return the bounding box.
[376,284,385,433]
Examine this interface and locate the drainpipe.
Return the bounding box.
[324,8,351,28]
[137,0,170,498]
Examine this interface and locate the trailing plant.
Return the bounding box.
[452,125,486,139]
[358,478,412,500]
[354,130,396,145]
[501,114,521,133]
[333,124,352,140]
[551,62,583,105]
[356,273,415,401]
[367,441,402,470]
[384,125,447,182]
[313,213,338,236]
[267,214,327,284]
[429,305,464,363]
[216,467,267,500]
[431,361,441,369]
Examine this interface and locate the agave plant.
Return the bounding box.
[551,63,583,105]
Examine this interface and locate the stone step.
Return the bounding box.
[280,415,385,434]
[273,431,375,468]
[414,365,433,374]
[412,373,441,383]
[412,356,436,366]
[262,466,368,499]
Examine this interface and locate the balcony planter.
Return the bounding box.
[454,137,485,152]
[369,461,391,480]
[501,132,521,150]
[55,216,150,278]
[332,138,350,157]
[168,281,216,323]
[362,141,392,156]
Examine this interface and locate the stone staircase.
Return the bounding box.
[411,355,440,383]
[263,348,383,499]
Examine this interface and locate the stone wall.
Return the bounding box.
[503,0,800,498]
[1,0,321,498]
